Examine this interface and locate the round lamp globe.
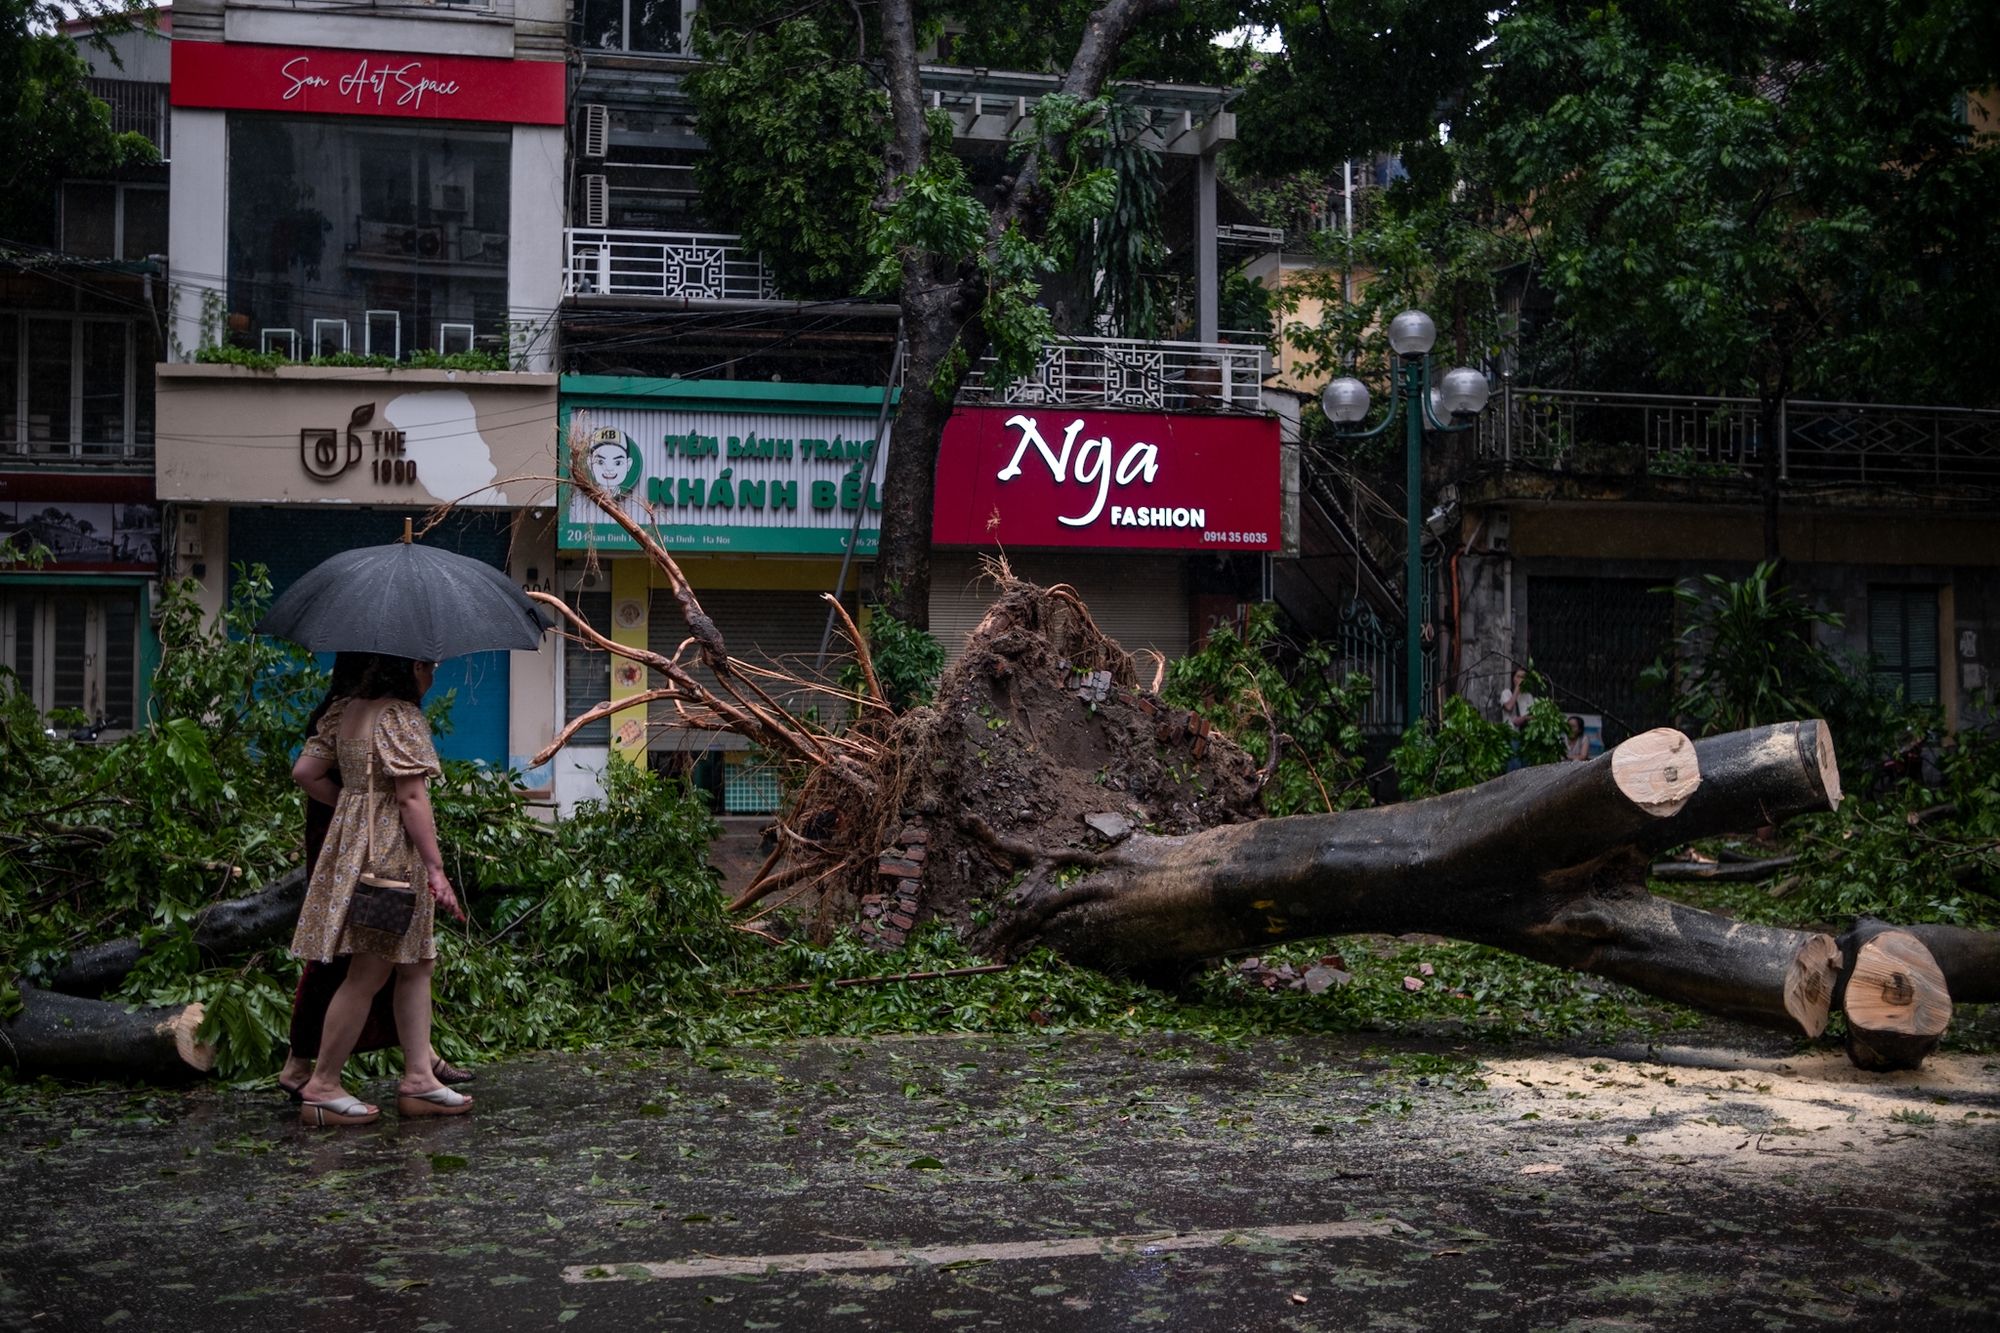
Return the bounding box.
[1387,310,1437,357]
[1321,377,1371,424]
[1439,367,1491,416]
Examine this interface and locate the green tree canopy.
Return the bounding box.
[1277,0,2000,412]
[0,0,159,245]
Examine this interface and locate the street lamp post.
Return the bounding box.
[1321,311,1491,729]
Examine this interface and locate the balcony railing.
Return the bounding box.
[565,228,778,302]
[1475,385,2000,489]
[957,337,1268,413]
[3,437,153,467]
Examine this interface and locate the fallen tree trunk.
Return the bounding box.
[542,460,1999,1072]
[985,723,1851,1036]
[1,986,215,1082]
[46,866,309,997]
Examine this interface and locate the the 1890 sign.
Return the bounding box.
[933,407,1281,551]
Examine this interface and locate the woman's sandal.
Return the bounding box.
[398,1086,473,1117]
[433,1058,474,1085]
[301,1095,380,1127]
[278,1077,308,1104]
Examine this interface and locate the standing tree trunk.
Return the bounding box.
[871,0,1179,629]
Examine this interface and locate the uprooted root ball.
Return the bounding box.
[775,571,1264,950]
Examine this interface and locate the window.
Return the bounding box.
[60,183,170,260]
[83,78,170,153]
[580,0,686,53]
[0,588,140,730]
[1870,587,1940,704]
[226,114,512,360]
[563,589,612,745]
[1527,576,1676,745]
[0,314,157,456]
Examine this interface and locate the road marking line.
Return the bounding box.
[563,1219,1413,1283]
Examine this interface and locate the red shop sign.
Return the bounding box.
[934,407,1281,551]
[171,42,566,125]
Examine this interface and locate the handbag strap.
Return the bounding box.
[360,706,388,872]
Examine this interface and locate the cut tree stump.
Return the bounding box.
[1,987,216,1082]
[1837,920,1953,1071]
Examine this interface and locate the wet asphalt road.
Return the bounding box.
[3,1034,1997,1332]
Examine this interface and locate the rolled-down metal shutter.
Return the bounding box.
[647,588,851,751]
[929,552,1188,669]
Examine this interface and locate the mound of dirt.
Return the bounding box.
[831,570,1265,951]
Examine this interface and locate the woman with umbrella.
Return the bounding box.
[257,525,549,1126]
[289,653,468,1125]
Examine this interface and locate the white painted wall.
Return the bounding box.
[165,107,227,362]
[509,510,558,791]
[509,123,566,373]
[554,747,610,815]
[222,7,515,58]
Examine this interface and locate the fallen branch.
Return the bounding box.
[726,963,1011,996]
[47,866,309,997]
[1651,855,1797,882]
[822,593,889,712]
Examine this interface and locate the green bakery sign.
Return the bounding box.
[558,377,895,555]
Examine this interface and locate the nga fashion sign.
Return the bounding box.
[934,407,1281,550]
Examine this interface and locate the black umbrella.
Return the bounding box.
[256,527,551,660]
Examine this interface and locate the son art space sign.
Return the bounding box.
[170,43,566,125]
[560,407,890,555]
[934,407,1282,551]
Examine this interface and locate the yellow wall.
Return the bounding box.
[607,557,651,763]
[1243,252,1373,399]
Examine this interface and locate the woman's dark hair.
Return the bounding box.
[302,652,374,738]
[347,654,427,705]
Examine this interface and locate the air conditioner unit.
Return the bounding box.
[583,104,610,158]
[582,175,609,227]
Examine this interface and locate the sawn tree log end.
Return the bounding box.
[1839,925,1951,1072]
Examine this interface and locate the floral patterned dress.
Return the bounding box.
[289,698,442,964]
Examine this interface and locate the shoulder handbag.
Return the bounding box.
[346,714,418,936]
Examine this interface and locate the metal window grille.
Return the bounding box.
[1525,576,1675,745]
[564,591,613,745]
[84,78,168,152]
[723,758,782,814]
[1869,587,1940,705]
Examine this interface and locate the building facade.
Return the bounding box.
[155,0,568,773]
[2,16,174,736]
[551,51,1301,810]
[1448,391,2000,751]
